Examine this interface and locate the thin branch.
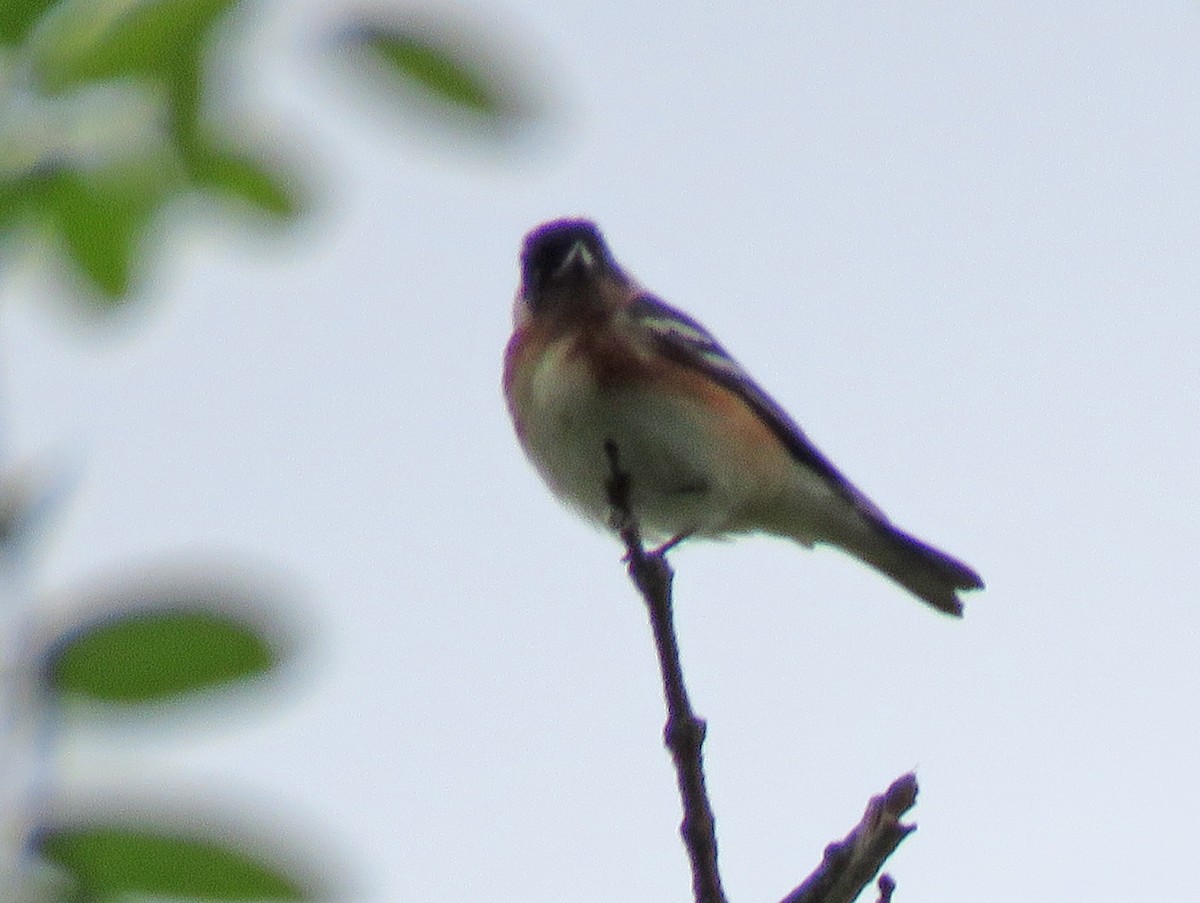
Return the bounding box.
[602,440,919,903]
[603,441,727,903]
[779,773,919,903]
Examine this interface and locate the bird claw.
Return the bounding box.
[621,532,692,563]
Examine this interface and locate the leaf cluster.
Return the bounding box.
[1,0,300,301]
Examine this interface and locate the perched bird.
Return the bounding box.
[503,218,983,615]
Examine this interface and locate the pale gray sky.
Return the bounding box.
[4,1,1199,900]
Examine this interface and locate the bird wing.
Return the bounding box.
[626,293,888,522]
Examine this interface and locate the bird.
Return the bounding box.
[503,218,983,615]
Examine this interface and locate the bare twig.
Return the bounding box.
[603,441,727,903]
[779,773,918,903]
[602,440,919,903]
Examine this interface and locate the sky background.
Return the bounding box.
[3,0,1199,900]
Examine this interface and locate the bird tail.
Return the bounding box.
[828,520,983,616]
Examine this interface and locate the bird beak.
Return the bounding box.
[553,240,597,278]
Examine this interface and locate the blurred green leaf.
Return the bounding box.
[11,1,306,301]
[37,826,306,900]
[0,0,58,46]
[354,24,508,118]
[47,608,276,702]
[189,147,302,219]
[35,0,234,83]
[0,179,28,237]
[5,148,300,302]
[34,0,240,139]
[40,165,166,299]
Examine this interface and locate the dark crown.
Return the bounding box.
[520,219,613,291]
